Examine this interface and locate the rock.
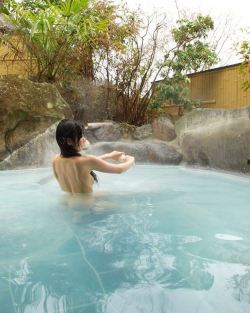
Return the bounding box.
[88,142,182,164]
[180,117,250,173]
[175,107,250,138]
[0,125,182,169]
[152,116,176,141]
[0,123,59,169]
[57,76,117,122]
[86,122,122,142]
[0,75,72,161]
[132,124,152,140]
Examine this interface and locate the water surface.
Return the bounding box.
[0,165,250,313]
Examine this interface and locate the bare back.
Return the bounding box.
[53,155,94,193]
[53,152,135,194]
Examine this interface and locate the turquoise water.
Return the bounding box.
[0,165,250,313]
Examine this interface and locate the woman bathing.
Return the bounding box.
[53,119,135,194]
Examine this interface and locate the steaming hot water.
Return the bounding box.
[0,165,250,313]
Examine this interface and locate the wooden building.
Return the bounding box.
[0,14,30,77]
[188,63,250,109]
[160,63,250,116]
[0,37,31,76]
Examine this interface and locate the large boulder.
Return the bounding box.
[86,122,122,142]
[57,77,117,122]
[0,75,72,161]
[152,116,176,141]
[175,107,250,138]
[180,116,250,173]
[87,122,153,142]
[88,142,182,164]
[132,124,152,140]
[0,123,59,169]
[0,124,182,169]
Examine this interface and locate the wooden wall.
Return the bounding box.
[0,36,30,76]
[188,64,250,109]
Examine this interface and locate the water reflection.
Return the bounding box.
[2,196,216,313]
[1,171,250,313]
[230,269,250,303]
[7,257,104,313]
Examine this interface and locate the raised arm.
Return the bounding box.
[98,151,125,161]
[89,155,135,174]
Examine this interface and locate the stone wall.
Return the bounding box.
[175,107,250,137]
[0,75,72,161]
[176,107,250,173]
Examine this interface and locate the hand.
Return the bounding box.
[108,151,125,161]
[127,155,135,164]
[122,155,135,164]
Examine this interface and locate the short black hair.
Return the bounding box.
[56,119,84,158]
[55,119,97,183]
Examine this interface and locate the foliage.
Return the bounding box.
[0,0,110,81]
[0,1,219,125]
[150,80,198,109]
[104,14,217,124]
[14,0,63,11]
[166,15,217,74]
[0,0,139,83]
[95,14,218,124]
[74,1,140,80]
[150,15,218,111]
[239,32,250,91]
[97,13,161,125]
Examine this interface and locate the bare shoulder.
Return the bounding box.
[52,154,60,164]
[78,154,97,163]
[77,154,107,169]
[75,155,96,168]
